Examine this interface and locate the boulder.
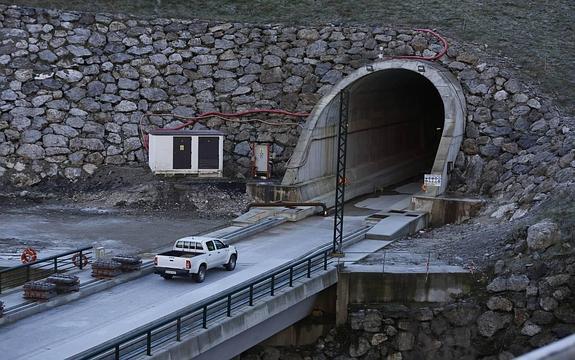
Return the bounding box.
[527,220,561,251]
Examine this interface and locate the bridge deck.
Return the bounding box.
[0,216,365,360]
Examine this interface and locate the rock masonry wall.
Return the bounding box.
[0,5,574,208]
[241,219,575,360]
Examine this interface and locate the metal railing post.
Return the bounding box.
[227,295,232,317]
[270,274,275,296]
[79,251,84,270]
[202,306,208,328]
[249,285,254,306]
[307,259,311,278]
[146,331,152,355]
[115,345,120,360]
[324,251,328,270]
[289,267,293,287]
[54,258,58,273]
[176,318,181,341]
[0,272,2,294]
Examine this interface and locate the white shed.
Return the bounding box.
[148,129,224,177]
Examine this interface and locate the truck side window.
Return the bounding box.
[206,241,215,251]
[194,242,201,250]
[184,241,190,250]
[175,241,183,249]
[215,240,225,249]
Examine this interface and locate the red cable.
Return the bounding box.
[141,109,309,151]
[388,29,448,61]
[153,109,309,132]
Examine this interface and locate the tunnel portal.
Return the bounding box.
[250,60,466,205]
[344,68,445,193]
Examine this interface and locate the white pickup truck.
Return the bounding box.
[154,236,238,283]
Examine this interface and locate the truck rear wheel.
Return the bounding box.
[224,254,237,271]
[195,264,207,283]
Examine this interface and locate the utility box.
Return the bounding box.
[252,143,271,178]
[148,129,224,177]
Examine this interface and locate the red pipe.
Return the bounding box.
[388,29,448,61]
[141,109,310,151]
[152,109,309,132]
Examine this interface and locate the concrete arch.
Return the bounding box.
[252,60,467,205]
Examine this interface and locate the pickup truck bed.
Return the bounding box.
[157,250,201,258]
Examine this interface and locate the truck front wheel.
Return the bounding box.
[224,254,237,271]
[195,264,207,283]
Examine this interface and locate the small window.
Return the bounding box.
[206,241,215,251]
[175,241,183,249]
[214,240,225,250]
[184,241,190,250]
[194,242,202,250]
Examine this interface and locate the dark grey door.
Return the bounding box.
[173,137,191,169]
[198,137,219,169]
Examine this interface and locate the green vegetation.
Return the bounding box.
[5,0,574,113]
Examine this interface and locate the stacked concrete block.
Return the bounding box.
[46,274,80,293]
[91,259,122,278]
[111,254,143,272]
[23,281,57,300]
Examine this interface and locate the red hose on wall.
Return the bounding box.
[140,109,310,151]
[388,29,448,61]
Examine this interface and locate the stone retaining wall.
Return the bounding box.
[0,5,573,209]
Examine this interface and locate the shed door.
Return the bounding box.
[198,137,219,169]
[173,137,192,169]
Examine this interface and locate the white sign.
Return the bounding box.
[424,174,442,187]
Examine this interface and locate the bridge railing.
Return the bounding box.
[0,246,93,294]
[74,248,334,360]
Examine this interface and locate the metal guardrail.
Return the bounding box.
[73,249,332,360]
[72,225,370,360]
[0,246,93,294]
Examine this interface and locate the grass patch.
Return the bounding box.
[4,0,575,114]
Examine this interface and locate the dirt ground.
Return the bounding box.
[0,165,249,267]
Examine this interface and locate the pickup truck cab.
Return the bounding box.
[154,236,238,283]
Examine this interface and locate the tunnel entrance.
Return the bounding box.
[344,68,445,192]
[248,60,466,206]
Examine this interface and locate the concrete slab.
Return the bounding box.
[340,240,393,263]
[366,215,417,240]
[354,194,412,211]
[393,182,422,195]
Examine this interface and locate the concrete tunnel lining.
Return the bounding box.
[280,59,467,205]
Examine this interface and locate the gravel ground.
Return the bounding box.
[362,184,575,271]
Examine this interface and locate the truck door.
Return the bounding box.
[214,240,228,265]
[205,240,219,266]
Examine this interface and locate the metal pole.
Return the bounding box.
[146,331,152,355]
[176,318,181,341]
[307,259,311,278]
[227,294,232,317]
[249,285,254,306]
[332,89,350,256]
[289,267,293,287]
[202,306,208,329]
[270,274,275,296]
